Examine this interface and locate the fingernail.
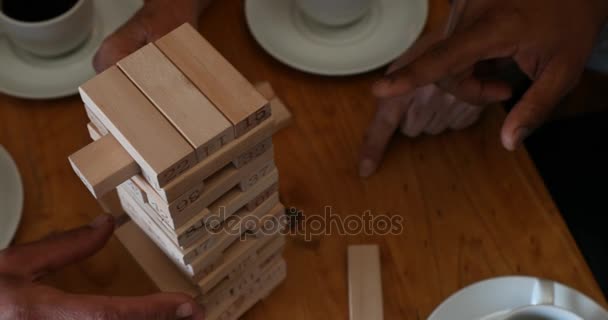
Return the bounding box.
[176,303,193,318]
[359,159,377,178]
[372,78,392,95]
[89,215,111,228]
[510,127,531,151]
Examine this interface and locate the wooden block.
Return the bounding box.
[197,230,286,293]
[187,193,281,273]
[232,138,272,169]
[120,179,281,269]
[146,163,278,235]
[156,24,270,137]
[204,257,286,319]
[137,146,275,226]
[182,200,284,266]
[152,116,274,202]
[254,82,275,100]
[117,188,190,272]
[175,170,279,250]
[85,107,108,135]
[79,66,197,189]
[86,89,290,203]
[118,43,234,161]
[114,219,199,297]
[253,82,292,132]
[115,219,286,320]
[69,134,140,198]
[348,245,384,320]
[96,188,125,218]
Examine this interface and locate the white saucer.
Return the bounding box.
[0,146,23,249]
[429,276,608,320]
[245,0,428,76]
[0,0,143,100]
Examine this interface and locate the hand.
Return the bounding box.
[0,215,205,320]
[373,0,608,151]
[359,28,486,177]
[93,0,211,73]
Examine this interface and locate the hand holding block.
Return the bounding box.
[348,245,384,320]
[156,24,271,137]
[118,43,234,161]
[79,66,197,189]
[69,134,139,198]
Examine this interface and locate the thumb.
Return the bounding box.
[0,215,115,280]
[501,57,581,150]
[62,292,205,320]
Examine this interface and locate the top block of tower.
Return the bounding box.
[77,23,272,189]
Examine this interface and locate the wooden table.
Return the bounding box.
[0,0,605,318]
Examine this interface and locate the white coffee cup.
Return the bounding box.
[0,0,94,57]
[499,280,582,320]
[295,0,373,27]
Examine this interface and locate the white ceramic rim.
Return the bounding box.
[244,0,429,76]
[0,0,87,28]
[428,276,603,320]
[0,145,23,249]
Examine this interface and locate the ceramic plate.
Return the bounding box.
[245,0,428,76]
[0,146,23,249]
[429,276,608,320]
[0,0,143,99]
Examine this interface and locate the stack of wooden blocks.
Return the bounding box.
[69,24,292,320]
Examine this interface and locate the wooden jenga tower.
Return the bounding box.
[69,24,292,320]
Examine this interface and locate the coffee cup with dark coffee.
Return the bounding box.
[0,0,94,57]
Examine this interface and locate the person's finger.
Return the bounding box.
[501,57,581,151]
[93,18,147,73]
[359,98,409,177]
[0,215,114,279]
[387,28,446,73]
[425,94,462,135]
[373,17,515,98]
[449,104,484,130]
[57,292,205,320]
[438,73,513,105]
[401,85,442,137]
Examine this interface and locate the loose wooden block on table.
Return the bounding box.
[69,134,139,198]
[118,43,234,161]
[156,24,271,137]
[79,67,197,189]
[348,245,384,320]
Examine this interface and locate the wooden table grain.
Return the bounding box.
[0,0,605,318]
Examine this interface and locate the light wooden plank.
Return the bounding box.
[114,219,199,297]
[79,66,197,188]
[118,43,234,161]
[69,134,139,198]
[348,245,384,320]
[156,24,271,137]
[84,85,291,203]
